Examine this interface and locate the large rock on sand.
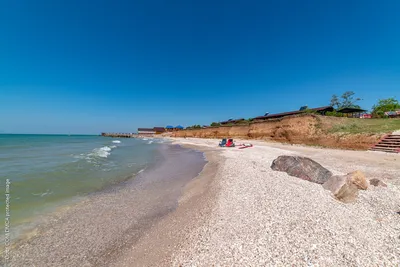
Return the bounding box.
[322,171,368,203]
[271,155,332,184]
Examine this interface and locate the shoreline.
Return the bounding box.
[4,143,207,266]
[109,143,223,266]
[0,142,156,252]
[0,136,157,246]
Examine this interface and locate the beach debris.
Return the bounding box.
[238,143,253,149]
[270,155,332,184]
[369,178,387,187]
[322,171,368,203]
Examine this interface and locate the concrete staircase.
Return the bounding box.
[370,134,400,153]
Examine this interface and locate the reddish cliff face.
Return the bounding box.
[172,115,382,150]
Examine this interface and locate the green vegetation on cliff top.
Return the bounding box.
[329,118,400,134]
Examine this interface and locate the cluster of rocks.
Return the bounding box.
[271,155,387,203]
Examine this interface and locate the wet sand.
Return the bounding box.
[109,145,222,266]
[5,144,207,266]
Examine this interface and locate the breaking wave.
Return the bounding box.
[89,146,113,158]
[112,140,121,144]
[72,144,119,164]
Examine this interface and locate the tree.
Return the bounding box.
[330,94,340,109]
[210,122,220,127]
[372,98,400,117]
[330,91,361,109]
[341,91,361,108]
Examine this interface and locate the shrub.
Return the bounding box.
[372,110,385,118]
[303,109,318,114]
[372,98,400,117]
[326,111,345,117]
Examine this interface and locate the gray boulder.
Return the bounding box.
[271,155,333,184]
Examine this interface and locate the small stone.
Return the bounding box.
[348,170,368,190]
[334,181,359,203]
[322,175,359,203]
[369,178,387,187]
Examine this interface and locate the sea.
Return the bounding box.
[0,134,166,242]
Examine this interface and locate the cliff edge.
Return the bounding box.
[172,115,400,150]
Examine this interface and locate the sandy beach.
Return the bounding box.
[6,138,400,266]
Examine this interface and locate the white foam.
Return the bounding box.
[142,138,148,141]
[73,154,86,160]
[90,146,112,158]
[32,189,53,197]
[112,140,121,143]
[73,145,117,162]
[147,141,153,144]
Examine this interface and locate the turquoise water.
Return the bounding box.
[0,134,163,237]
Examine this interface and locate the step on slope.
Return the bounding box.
[369,134,400,153]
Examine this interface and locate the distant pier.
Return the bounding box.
[101,133,138,138]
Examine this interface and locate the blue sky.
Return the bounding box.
[1,0,399,134]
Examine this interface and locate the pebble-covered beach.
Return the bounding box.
[172,138,400,266]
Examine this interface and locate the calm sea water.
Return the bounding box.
[0,134,163,239]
